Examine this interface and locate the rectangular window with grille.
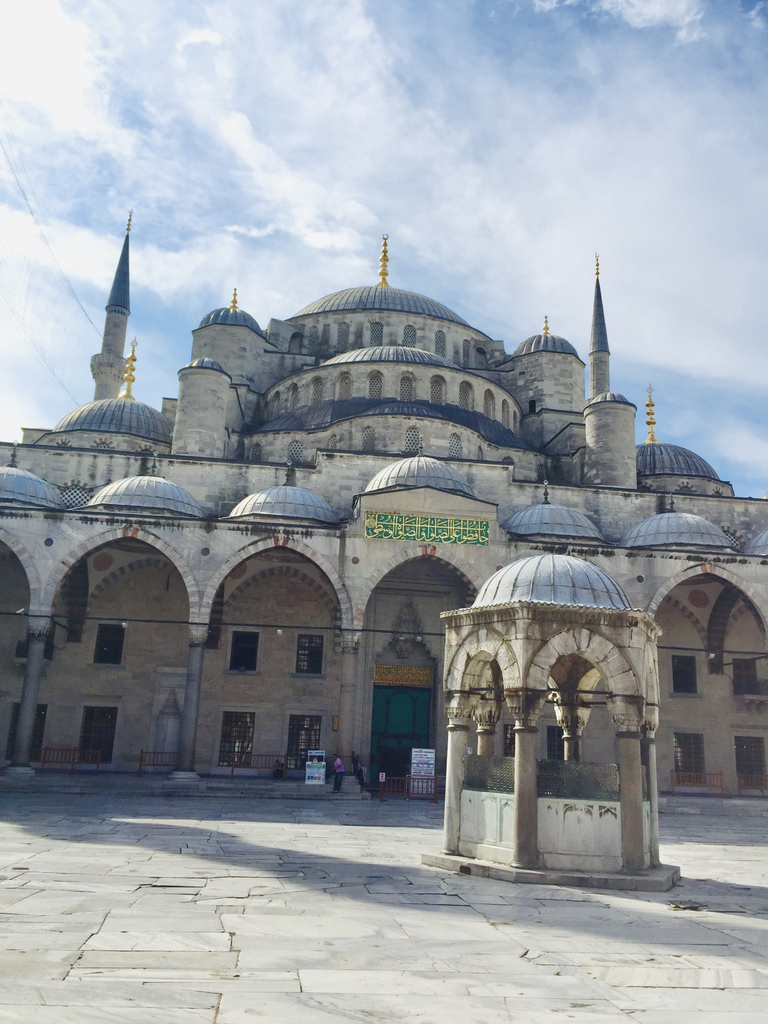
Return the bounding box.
[286,714,322,769]
[735,736,766,775]
[296,634,323,674]
[673,732,705,773]
[546,725,564,761]
[93,624,125,665]
[229,631,259,671]
[79,706,118,762]
[733,659,758,695]
[5,703,47,761]
[672,654,697,693]
[218,711,255,767]
[503,724,516,757]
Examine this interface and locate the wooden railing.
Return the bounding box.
[138,750,178,775]
[379,775,441,802]
[224,752,288,779]
[737,771,768,794]
[39,747,102,771]
[670,770,724,793]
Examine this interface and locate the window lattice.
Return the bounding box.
[369,373,383,400]
[484,390,495,419]
[404,427,422,453]
[370,321,383,346]
[289,384,299,409]
[288,440,304,464]
[337,373,352,400]
[60,485,91,509]
[673,732,705,774]
[337,322,350,352]
[311,377,324,405]
[399,376,414,402]
[250,443,263,463]
[362,427,375,452]
[430,376,445,404]
[92,438,114,450]
[502,400,509,428]
[735,736,766,776]
[307,325,319,354]
[462,339,471,367]
[448,434,462,458]
[459,381,472,410]
[403,324,416,347]
[328,434,338,450]
[435,331,446,357]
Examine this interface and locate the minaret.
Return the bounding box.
[90,213,132,401]
[589,254,610,399]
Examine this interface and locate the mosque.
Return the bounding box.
[1,220,767,817]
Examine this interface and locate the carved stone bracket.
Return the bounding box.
[339,631,362,654]
[607,693,645,733]
[188,623,209,647]
[504,688,548,727]
[472,704,501,730]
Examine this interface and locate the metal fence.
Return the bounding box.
[463,755,621,801]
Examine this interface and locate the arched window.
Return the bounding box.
[370,321,383,346]
[459,381,473,411]
[430,376,445,405]
[528,398,536,414]
[289,332,303,353]
[477,445,483,461]
[337,373,352,400]
[404,427,422,453]
[369,372,383,400]
[399,375,414,402]
[448,433,462,458]
[311,377,324,405]
[288,440,304,464]
[484,390,495,419]
[362,426,375,452]
[403,324,416,347]
[337,322,350,352]
[513,410,519,431]
[289,383,299,409]
[250,443,263,462]
[307,325,319,354]
[434,331,446,357]
[272,390,281,413]
[328,434,338,451]
[475,347,487,369]
[462,339,471,367]
[501,399,509,428]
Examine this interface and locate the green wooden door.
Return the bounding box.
[370,685,431,777]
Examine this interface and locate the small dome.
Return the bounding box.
[198,307,262,334]
[183,358,230,375]
[622,512,732,549]
[87,476,203,517]
[636,442,719,481]
[586,392,635,408]
[502,503,603,541]
[474,553,629,610]
[54,399,172,446]
[292,286,470,326]
[513,333,579,357]
[745,530,768,556]
[229,485,340,524]
[323,346,457,369]
[0,466,64,509]
[365,455,475,498]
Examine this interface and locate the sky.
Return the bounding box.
[1,0,767,495]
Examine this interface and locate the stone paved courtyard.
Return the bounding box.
[0,791,766,1022]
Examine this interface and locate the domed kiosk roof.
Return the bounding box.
[474,553,630,610]
[228,486,341,524]
[323,346,457,369]
[502,503,603,541]
[636,442,719,480]
[0,466,64,509]
[586,392,635,408]
[87,476,203,517]
[292,286,470,327]
[198,307,262,334]
[365,455,475,498]
[622,512,732,549]
[54,399,172,446]
[183,357,230,375]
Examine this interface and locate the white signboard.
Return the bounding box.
[305,762,326,785]
[307,749,325,762]
[410,748,435,778]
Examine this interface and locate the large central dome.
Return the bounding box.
[292,286,470,327]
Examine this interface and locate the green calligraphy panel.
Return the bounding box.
[365,511,490,546]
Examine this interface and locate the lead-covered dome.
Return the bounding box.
[513,332,579,357]
[636,442,719,481]
[87,476,203,517]
[228,486,341,524]
[183,357,230,375]
[502,503,602,541]
[198,307,262,333]
[474,553,629,609]
[54,399,172,446]
[323,346,457,369]
[292,286,470,326]
[745,530,768,556]
[0,466,63,509]
[622,512,732,549]
[365,455,475,498]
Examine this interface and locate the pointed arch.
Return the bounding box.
[526,628,641,699]
[444,624,520,694]
[647,563,768,633]
[0,525,41,604]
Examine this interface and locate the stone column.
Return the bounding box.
[336,632,361,759]
[473,704,500,757]
[609,695,646,874]
[8,616,52,772]
[554,702,590,762]
[505,689,547,870]
[443,701,473,855]
[643,704,661,868]
[173,624,209,778]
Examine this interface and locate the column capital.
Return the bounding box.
[472,704,500,730]
[608,693,645,733]
[187,623,209,646]
[554,701,591,737]
[339,630,361,654]
[27,617,53,641]
[504,687,547,727]
[643,703,659,736]
[445,695,474,727]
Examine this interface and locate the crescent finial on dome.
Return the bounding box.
[229,288,238,311]
[542,315,549,336]
[644,384,658,444]
[119,339,137,401]
[377,234,390,288]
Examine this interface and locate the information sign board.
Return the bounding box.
[305,762,326,785]
[307,750,325,762]
[410,748,435,778]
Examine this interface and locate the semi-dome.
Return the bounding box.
[745,530,768,556]
[87,476,203,517]
[0,466,64,509]
[198,307,262,334]
[474,553,629,610]
[292,286,470,327]
[622,512,732,549]
[183,357,230,375]
[502,503,603,541]
[323,346,457,369]
[513,332,579,357]
[364,454,475,498]
[54,399,172,446]
[636,442,719,481]
[228,485,341,524]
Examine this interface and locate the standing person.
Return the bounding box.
[333,753,345,792]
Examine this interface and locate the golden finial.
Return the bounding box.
[377,234,390,288]
[119,339,137,401]
[595,252,599,277]
[229,288,238,311]
[644,384,658,443]
[126,210,133,234]
[542,315,549,336]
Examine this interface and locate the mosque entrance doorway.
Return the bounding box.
[370,684,430,777]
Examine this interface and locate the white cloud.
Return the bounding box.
[533,0,705,39]
[176,28,222,52]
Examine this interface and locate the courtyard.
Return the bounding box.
[0,790,766,1022]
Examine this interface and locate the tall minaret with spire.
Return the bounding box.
[589,254,610,399]
[90,213,132,401]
